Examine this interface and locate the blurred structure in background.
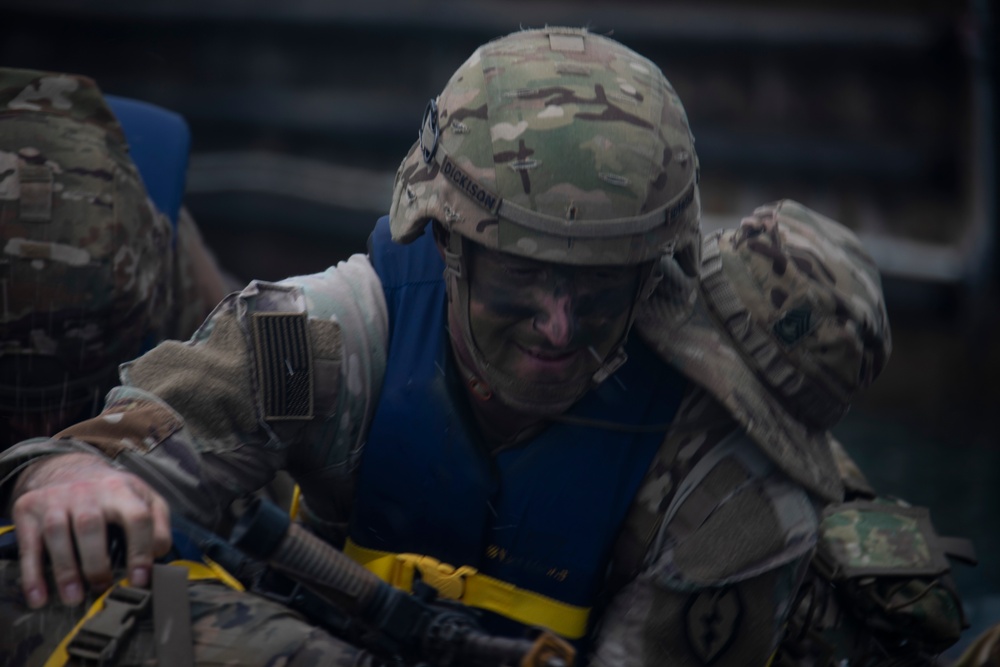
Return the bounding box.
[2,0,996,657]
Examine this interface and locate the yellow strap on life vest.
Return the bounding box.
[169,558,246,592]
[344,537,590,639]
[44,558,243,667]
[0,525,15,537]
[289,484,302,521]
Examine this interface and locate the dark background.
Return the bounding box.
[2,0,996,656]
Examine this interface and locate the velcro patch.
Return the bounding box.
[684,587,743,664]
[549,33,585,52]
[251,312,314,421]
[55,399,183,457]
[18,164,53,222]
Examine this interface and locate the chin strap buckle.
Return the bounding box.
[591,347,628,385]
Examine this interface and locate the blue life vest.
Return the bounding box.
[104,95,190,354]
[348,217,686,638]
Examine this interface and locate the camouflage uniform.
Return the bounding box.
[592,199,893,665]
[0,68,231,447]
[0,31,893,667]
[0,561,372,666]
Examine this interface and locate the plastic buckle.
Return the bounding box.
[393,553,477,600]
[67,585,152,662]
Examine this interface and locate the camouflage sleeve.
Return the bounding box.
[0,253,388,528]
[590,426,821,667]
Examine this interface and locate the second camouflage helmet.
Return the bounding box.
[0,68,173,418]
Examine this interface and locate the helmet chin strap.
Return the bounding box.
[442,230,653,416]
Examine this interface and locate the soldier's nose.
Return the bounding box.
[532,293,575,348]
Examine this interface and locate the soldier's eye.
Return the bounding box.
[502,263,544,279]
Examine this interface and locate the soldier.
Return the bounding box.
[0,29,895,666]
[0,67,233,449]
[662,201,972,666]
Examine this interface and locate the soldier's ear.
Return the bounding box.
[431,220,449,261]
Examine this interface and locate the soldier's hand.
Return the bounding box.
[10,452,172,608]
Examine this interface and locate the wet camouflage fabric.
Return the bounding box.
[595,386,821,666]
[816,500,967,645]
[819,502,939,575]
[0,68,232,430]
[390,27,701,271]
[773,495,969,665]
[636,200,891,502]
[0,560,371,667]
[702,199,891,430]
[0,254,826,666]
[0,68,174,415]
[636,249,842,502]
[775,567,966,664]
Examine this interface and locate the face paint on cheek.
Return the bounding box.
[571,274,641,350]
[468,283,538,369]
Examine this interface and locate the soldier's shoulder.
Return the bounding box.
[652,421,822,590]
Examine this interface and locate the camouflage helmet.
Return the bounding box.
[388,27,700,413]
[701,200,891,430]
[0,68,172,424]
[390,26,700,271]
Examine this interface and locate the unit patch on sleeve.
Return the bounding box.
[251,312,314,420]
[683,586,743,664]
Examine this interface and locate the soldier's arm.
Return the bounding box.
[0,252,388,607]
[590,426,822,667]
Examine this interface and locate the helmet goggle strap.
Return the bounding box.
[442,227,654,415]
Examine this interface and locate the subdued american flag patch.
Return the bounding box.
[251,312,313,420]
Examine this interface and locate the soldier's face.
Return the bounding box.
[465,243,640,386]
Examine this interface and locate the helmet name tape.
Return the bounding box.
[441,156,501,214]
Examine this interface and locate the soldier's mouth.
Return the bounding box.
[515,344,580,363]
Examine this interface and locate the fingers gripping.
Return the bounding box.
[11,457,172,608]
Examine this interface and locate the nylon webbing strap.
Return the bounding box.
[344,538,590,639]
[18,163,54,222]
[46,560,243,667]
[62,581,151,664]
[153,564,194,667]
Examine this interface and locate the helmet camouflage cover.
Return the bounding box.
[390,26,700,272]
[0,68,172,418]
